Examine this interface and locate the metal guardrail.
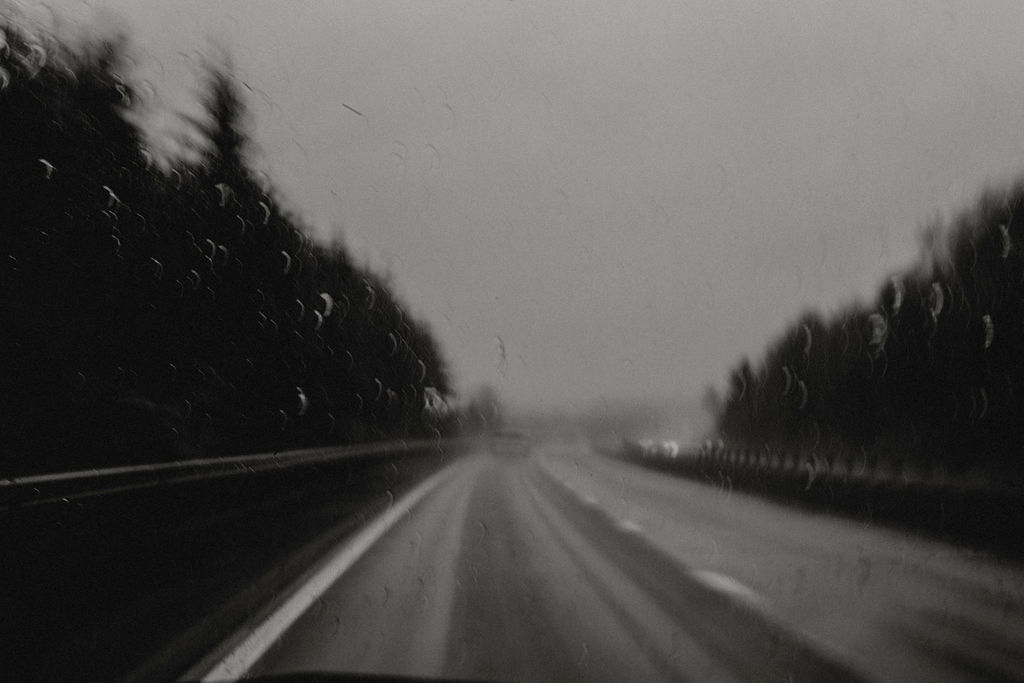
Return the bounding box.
[614,437,1024,560]
[3,436,468,682]
[617,438,1011,494]
[0,437,461,509]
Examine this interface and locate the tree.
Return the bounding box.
[0,16,455,474]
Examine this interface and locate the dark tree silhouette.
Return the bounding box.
[715,178,1024,481]
[0,18,453,475]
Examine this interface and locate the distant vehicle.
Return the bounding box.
[489,430,532,457]
[637,438,681,459]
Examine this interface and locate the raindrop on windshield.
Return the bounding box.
[422,143,441,173]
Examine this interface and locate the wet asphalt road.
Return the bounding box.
[202,440,1024,682]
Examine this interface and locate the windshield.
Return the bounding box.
[4,2,1024,682]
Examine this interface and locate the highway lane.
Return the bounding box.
[538,440,1024,682]
[196,439,1024,682]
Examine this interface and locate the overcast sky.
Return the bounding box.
[29,0,1024,413]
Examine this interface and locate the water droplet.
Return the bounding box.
[577,641,590,667]
[782,366,793,396]
[319,292,334,317]
[386,141,408,175]
[442,102,457,131]
[891,276,904,314]
[254,170,270,193]
[494,336,507,374]
[363,280,376,309]
[930,282,945,320]
[869,312,888,354]
[138,79,157,102]
[102,185,120,209]
[214,182,233,207]
[23,43,46,78]
[422,143,440,172]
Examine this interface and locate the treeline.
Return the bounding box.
[715,179,1024,479]
[0,19,453,475]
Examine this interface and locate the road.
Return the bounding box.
[192,439,1024,682]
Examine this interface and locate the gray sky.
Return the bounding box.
[30,0,1024,413]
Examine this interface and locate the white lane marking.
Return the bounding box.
[617,519,643,533]
[196,467,453,682]
[583,494,599,506]
[688,569,764,608]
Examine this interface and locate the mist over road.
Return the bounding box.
[203,441,1024,682]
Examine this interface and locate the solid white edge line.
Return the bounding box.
[196,466,454,682]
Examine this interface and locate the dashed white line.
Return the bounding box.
[193,466,453,682]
